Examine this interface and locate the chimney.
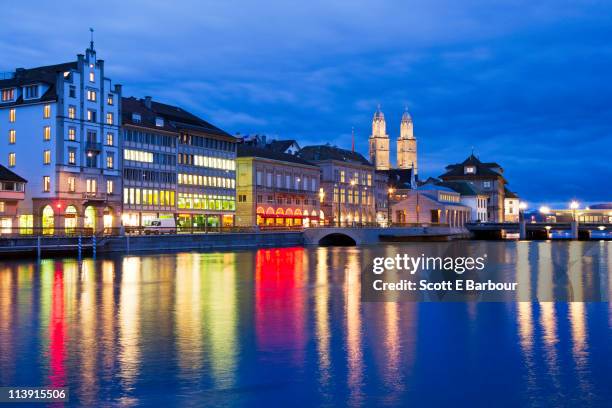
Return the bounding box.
[144,96,152,109]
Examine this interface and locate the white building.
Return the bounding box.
[437,181,488,222]
[0,42,122,233]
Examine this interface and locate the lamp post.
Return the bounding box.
[539,205,550,223]
[387,187,394,227]
[318,188,325,226]
[518,201,528,239]
[570,200,579,221]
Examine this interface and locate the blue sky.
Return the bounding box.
[1,0,611,207]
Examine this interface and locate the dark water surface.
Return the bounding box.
[0,241,611,407]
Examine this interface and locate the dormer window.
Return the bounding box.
[464,166,476,174]
[24,85,39,99]
[132,113,141,123]
[155,117,164,127]
[1,88,15,102]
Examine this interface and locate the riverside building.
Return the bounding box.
[298,145,375,225]
[235,144,321,227]
[0,42,122,233]
[121,96,237,228]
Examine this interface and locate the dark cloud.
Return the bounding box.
[2,0,611,206]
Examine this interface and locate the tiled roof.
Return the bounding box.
[298,145,372,166]
[0,165,27,183]
[438,181,479,196]
[268,140,299,153]
[377,168,415,189]
[237,144,317,167]
[439,153,506,181]
[121,97,233,138]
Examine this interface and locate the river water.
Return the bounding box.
[0,241,611,407]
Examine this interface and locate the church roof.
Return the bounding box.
[373,105,385,121]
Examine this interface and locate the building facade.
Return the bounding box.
[235,145,320,227]
[368,107,390,170]
[503,189,520,222]
[299,145,375,225]
[121,96,237,228]
[439,154,509,222]
[438,180,488,222]
[0,43,122,233]
[391,185,471,227]
[397,108,417,173]
[0,165,26,232]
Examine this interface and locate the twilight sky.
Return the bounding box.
[1,0,611,207]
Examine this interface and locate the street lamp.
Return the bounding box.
[518,201,527,222]
[539,205,550,222]
[387,187,395,227]
[570,200,579,222]
[318,188,325,225]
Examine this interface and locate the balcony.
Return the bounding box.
[85,141,102,151]
[82,192,107,201]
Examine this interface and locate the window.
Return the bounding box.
[87,90,97,101]
[86,179,97,193]
[106,112,113,125]
[256,171,262,186]
[106,132,113,146]
[67,177,75,192]
[43,150,51,164]
[68,148,76,165]
[483,181,492,188]
[107,180,114,194]
[89,71,95,82]
[155,117,164,127]
[9,109,15,123]
[87,110,97,122]
[238,194,247,203]
[106,152,114,169]
[465,166,476,174]
[68,106,76,119]
[43,126,51,141]
[43,104,51,118]
[25,85,39,99]
[8,153,15,167]
[132,113,141,123]
[107,94,114,105]
[43,176,50,192]
[0,202,4,212]
[340,170,345,183]
[8,130,15,144]
[1,88,15,101]
[68,127,76,141]
[69,86,76,98]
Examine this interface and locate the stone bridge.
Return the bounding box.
[303,226,467,246]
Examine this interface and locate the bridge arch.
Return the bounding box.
[318,232,357,246]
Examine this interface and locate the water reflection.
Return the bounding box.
[0,242,609,406]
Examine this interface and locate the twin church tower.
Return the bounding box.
[368,106,418,174]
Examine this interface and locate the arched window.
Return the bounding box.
[42,205,54,235]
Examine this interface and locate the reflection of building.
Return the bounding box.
[299,145,375,225]
[121,96,237,228]
[0,42,122,233]
[0,165,26,232]
[235,145,320,227]
[439,154,510,222]
[391,184,470,226]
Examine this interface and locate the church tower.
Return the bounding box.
[397,108,417,174]
[368,106,390,170]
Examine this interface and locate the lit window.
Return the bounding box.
[89,71,95,82]
[68,127,76,141]
[107,94,113,105]
[68,149,76,165]
[25,85,39,99]
[465,166,476,174]
[87,109,96,122]
[132,113,141,123]
[106,153,114,169]
[87,90,97,101]
[68,106,76,119]
[8,153,15,167]
[106,112,113,125]
[8,130,15,144]
[106,132,113,146]
[43,150,51,164]
[107,180,114,194]
[9,109,15,123]
[86,178,97,193]
[484,181,492,188]
[67,177,75,192]
[1,88,15,101]
[43,126,51,141]
[43,104,51,118]
[155,117,164,127]
[43,176,50,192]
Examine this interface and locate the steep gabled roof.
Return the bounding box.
[298,145,372,166]
[0,62,77,106]
[0,165,27,183]
[268,139,300,153]
[439,153,506,181]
